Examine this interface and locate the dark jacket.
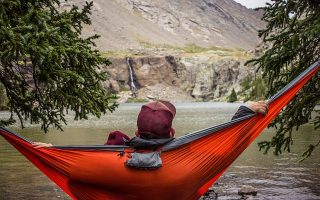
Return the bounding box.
[231,106,256,120]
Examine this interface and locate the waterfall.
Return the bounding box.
[126,57,137,94]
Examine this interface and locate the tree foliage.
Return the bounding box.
[249,0,320,159]
[0,83,9,110]
[240,75,267,101]
[0,0,117,132]
[228,88,237,103]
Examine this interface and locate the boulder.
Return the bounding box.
[238,185,257,196]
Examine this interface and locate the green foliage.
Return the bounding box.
[239,75,267,101]
[177,44,235,54]
[126,97,148,103]
[248,0,320,158]
[251,76,267,99]
[228,88,237,103]
[240,76,253,91]
[0,83,9,110]
[180,44,208,53]
[0,0,117,132]
[137,40,242,55]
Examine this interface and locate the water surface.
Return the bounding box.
[0,103,319,199]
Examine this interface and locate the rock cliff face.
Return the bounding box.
[115,0,264,50]
[62,0,264,50]
[104,54,254,102]
[186,59,244,100]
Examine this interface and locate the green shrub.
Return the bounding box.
[251,77,266,99]
[126,98,148,103]
[240,75,253,91]
[228,88,238,102]
[239,75,267,101]
[0,84,8,110]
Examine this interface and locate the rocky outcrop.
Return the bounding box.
[106,56,181,91]
[238,185,258,196]
[179,56,254,101]
[104,54,254,102]
[190,61,241,100]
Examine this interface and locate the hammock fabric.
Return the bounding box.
[0,61,319,200]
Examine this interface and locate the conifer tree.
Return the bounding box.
[0,0,117,132]
[249,0,319,158]
[228,88,237,103]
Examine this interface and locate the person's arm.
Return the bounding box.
[32,142,53,148]
[232,101,268,120]
[32,130,132,148]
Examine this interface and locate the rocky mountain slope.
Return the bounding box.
[62,0,264,50]
[59,0,265,102]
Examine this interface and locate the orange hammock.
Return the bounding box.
[0,61,319,200]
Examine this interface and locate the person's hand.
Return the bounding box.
[32,142,53,149]
[246,101,269,116]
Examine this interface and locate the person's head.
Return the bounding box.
[105,131,130,145]
[136,100,176,139]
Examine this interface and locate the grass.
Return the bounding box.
[126,97,148,103]
[102,35,252,60]
[138,40,238,54]
[101,39,252,60]
[101,50,146,58]
[179,44,236,53]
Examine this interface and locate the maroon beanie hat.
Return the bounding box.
[136,100,176,139]
[105,131,131,145]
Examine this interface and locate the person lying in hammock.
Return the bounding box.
[33,100,268,148]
